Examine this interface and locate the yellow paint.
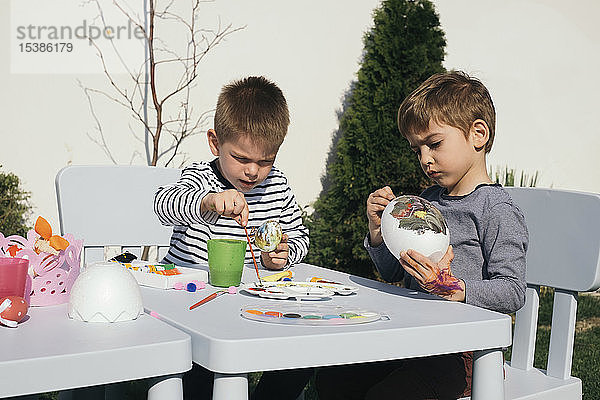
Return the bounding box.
[261,270,293,282]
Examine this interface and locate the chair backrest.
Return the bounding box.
[505,187,600,379]
[55,165,181,264]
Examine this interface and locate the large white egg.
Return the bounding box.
[381,195,449,263]
[68,263,143,323]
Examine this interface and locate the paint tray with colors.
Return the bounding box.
[241,280,358,300]
[241,304,382,325]
[90,261,208,290]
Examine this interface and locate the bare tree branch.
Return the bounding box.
[80,0,244,166]
[78,79,118,164]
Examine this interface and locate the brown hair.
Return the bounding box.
[214,76,290,151]
[397,71,496,152]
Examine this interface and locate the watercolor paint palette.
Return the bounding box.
[90,262,208,290]
[241,280,358,300]
[241,304,382,326]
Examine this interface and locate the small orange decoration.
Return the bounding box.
[7,244,21,257]
[34,216,70,254]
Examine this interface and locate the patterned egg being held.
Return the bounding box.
[380,195,449,263]
[253,220,283,252]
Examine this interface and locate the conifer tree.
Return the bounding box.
[306,0,446,278]
[0,167,32,237]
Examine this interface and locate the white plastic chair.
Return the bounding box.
[55,164,186,400]
[498,187,600,399]
[55,164,181,264]
[55,165,305,400]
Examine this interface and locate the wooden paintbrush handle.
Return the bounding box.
[189,291,220,310]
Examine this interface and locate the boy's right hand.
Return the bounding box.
[201,189,249,227]
[366,186,396,247]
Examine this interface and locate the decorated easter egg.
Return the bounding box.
[68,263,143,323]
[254,220,283,252]
[381,195,449,263]
[0,296,29,327]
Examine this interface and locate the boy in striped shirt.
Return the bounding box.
[154,75,309,271]
[154,76,312,400]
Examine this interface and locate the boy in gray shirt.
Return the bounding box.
[317,71,528,399]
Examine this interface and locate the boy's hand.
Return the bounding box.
[399,245,466,302]
[201,189,249,226]
[366,186,396,247]
[260,234,288,270]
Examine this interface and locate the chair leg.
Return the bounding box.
[547,289,577,379]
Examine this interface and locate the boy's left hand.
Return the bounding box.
[399,245,466,302]
[260,234,289,270]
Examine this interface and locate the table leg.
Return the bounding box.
[147,374,184,400]
[212,372,248,400]
[472,348,504,400]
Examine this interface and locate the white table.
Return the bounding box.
[141,263,512,400]
[0,303,192,399]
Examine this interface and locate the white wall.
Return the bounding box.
[1,0,599,231]
[435,0,600,190]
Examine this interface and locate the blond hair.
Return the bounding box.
[397,71,496,153]
[214,76,289,151]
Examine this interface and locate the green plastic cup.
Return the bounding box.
[207,239,247,287]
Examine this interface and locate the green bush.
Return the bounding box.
[305,0,446,279]
[0,167,32,237]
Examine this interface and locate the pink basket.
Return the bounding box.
[0,231,82,306]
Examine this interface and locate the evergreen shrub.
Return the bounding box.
[306,0,446,278]
[0,167,32,237]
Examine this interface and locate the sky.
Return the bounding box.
[1,0,599,230]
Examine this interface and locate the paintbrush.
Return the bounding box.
[189,286,237,310]
[244,226,263,286]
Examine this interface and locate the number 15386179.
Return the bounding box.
[19,42,73,52]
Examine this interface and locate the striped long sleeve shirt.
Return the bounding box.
[154,160,309,269]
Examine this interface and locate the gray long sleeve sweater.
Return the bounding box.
[365,184,528,314]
